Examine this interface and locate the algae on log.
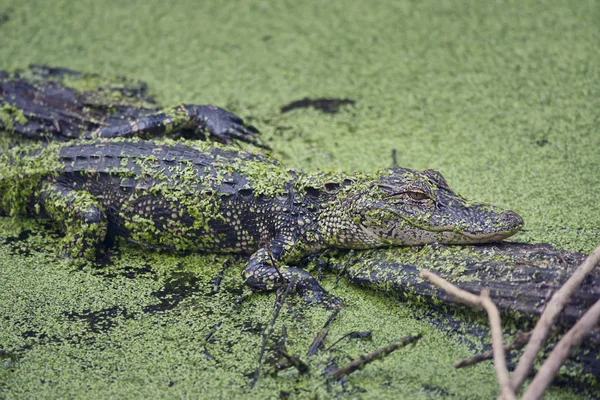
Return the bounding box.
[321,242,600,383]
[325,243,599,332]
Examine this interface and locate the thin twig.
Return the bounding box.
[307,308,339,357]
[419,270,515,400]
[327,333,421,378]
[325,331,372,352]
[208,259,232,295]
[455,331,532,368]
[334,250,354,287]
[251,282,292,388]
[419,269,481,305]
[509,244,600,394]
[276,349,310,375]
[264,238,287,283]
[522,298,600,400]
[481,289,515,400]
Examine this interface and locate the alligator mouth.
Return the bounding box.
[382,209,524,245]
[457,210,524,242]
[459,228,521,242]
[395,209,524,244]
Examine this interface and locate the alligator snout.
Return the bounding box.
[498,210,524,230]
[461,208,524,242]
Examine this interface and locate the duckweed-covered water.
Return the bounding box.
[0,1,598,398]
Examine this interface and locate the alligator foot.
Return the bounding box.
[194,105,267,149]
[244,263,338,306]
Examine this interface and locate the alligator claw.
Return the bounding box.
[200,106,269,149]
[296,281,342,307]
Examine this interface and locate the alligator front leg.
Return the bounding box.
[243,236,336,304]
[82,104,267,148]
[38,181,107,260]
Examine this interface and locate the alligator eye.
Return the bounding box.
[407,191,428,201]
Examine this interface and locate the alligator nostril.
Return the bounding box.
[499,210,524,229]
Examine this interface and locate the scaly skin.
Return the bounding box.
[0,138,523,303]
[0,65,265,148]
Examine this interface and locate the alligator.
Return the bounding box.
[0,137,523,303]
[0,65,524,302]
[0,65,265,147]
[324,243,599,327]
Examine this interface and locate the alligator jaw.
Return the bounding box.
[377,209,525,246]
[458,209,523,241]
[442,228,521,244]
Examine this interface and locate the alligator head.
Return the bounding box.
[318,168,523,247]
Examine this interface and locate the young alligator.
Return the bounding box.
[0,138,523,303]
[0,65,265,147]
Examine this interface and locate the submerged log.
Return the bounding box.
[322,242,600,384]
[327,243,597,326]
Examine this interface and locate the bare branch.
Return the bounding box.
[419,269,481,305]
[480,290,515,400]
[509,244,600,393]
[419,270,515,400]
[276,349,310,375]
[251,282,292,388]
[327,334,421,378]
[264,238,287,283]
[522,298,600,400]
[307,309,339,357]
[455,331,532,368]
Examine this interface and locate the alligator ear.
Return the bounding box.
[323,181,341,193]
[342,178,355,187]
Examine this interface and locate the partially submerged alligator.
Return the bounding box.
[0,66,524,303]
[325,243,599,330]
[0,65,265,147]
[321,243,600,382]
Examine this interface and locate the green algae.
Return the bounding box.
[0,142,64,216]
[0,0,599,398]
[0,221,587,399]
[0,104,27,132]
